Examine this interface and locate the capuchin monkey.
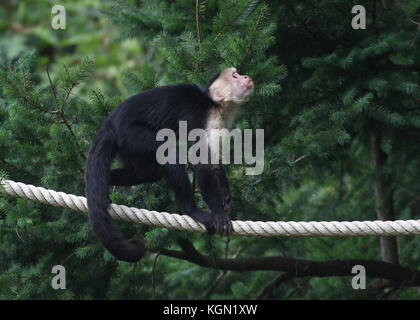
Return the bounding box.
[85,67,254,262]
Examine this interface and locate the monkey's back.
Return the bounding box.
[108,84,216,134]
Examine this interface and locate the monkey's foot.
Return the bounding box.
[187,210,233,235]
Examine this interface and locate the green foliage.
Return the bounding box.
[0,0,419,300]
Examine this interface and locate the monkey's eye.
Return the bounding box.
[232,72,239,79]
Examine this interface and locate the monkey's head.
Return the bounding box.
[207,67,254,105]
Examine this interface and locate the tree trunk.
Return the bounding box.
[371,130,399,264]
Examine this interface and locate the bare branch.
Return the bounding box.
[371,128,399,264]
[151,252,161,298]
[195,0,201,43]
[155,240,420,290]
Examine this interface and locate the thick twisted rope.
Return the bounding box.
[1,179,420,237]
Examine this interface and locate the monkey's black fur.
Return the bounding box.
[85,81,233,262]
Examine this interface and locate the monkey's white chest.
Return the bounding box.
[205,106,239,131]
[205,106,239,163]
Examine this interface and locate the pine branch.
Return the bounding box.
[0,157,39,180]
[45,66,59,106]
[62,63,79,105]
[0,67,48,112]
[256,272,295,299]
[45,66,86,161]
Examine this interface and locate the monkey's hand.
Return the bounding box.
[187,210,233,235]
[212,213,233,235]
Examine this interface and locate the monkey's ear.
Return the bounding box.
[211,88,226,103]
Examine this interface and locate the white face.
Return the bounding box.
[209,67,254,104]
[229,68,254,102]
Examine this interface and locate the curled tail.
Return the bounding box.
[85,126,145,262]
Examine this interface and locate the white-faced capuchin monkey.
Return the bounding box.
[85,67,254,262]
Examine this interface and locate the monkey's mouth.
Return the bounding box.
[246,80,254,91]
[246,79,254,89]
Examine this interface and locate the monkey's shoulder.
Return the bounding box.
[126,83,215,107]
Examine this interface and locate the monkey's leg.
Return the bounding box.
[112,125,167,187]
[213,165,232,212]
[161,163,216,234]
[121,126,215,233]
[196,164,233,235]
[120,127,213,231]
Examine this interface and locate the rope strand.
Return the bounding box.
[2,179,420,237]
